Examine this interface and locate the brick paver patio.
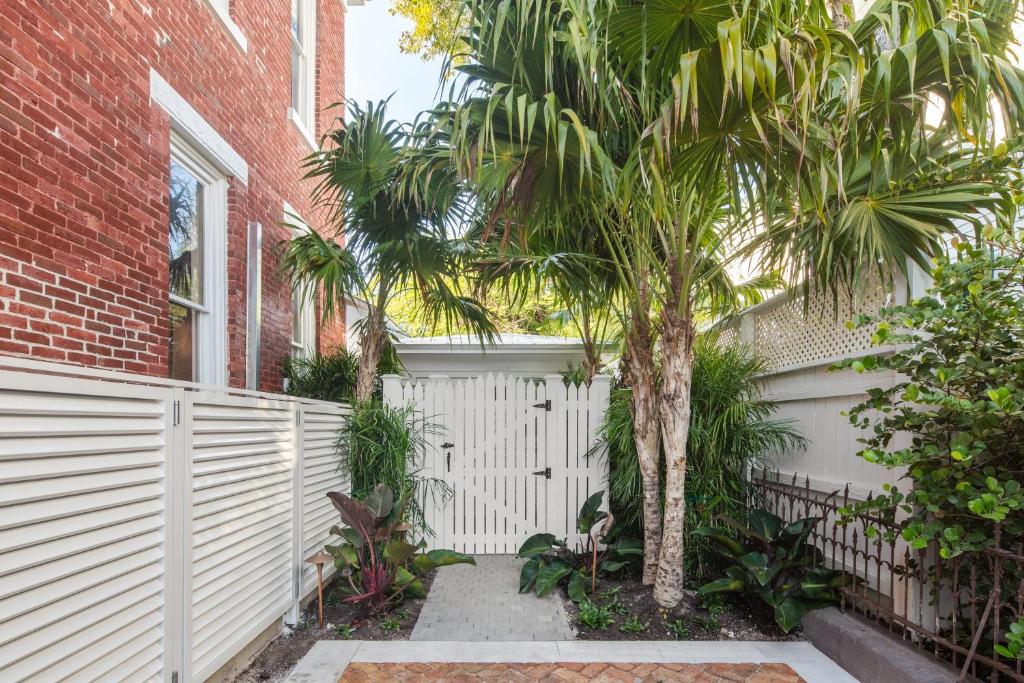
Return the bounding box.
[340,661,803,682]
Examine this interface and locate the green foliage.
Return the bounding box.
[666,618,690,639]
[517,491,642,602]
[693,510,842,632]
[282,348,359,403]
[833,239,1024,558]
[336,399,451,535]
[325,484,475,613]
[996,618,1024,660]
[576,601,615,630]
[334,623,356,639]
[378,616,402,633]
[619,615,649,634]
[598,337,804,577]
[389,0,467,62]
[560,362,589,388]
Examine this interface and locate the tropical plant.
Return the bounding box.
[598,336,804,579]
[335,400,451,535]
[834,234,1024,558]
[693,510,843,632]
[283,346,402,404]
[619,615,649,634]
[280,99,494,402]
[423,0,1024,608]
[325,484,475,612]
[576,601,615,630]
[517,491,642,603]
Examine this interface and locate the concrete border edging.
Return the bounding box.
[284,640,856,682]
[803,608,958,683]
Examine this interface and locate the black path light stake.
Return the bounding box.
[306,551,332,629]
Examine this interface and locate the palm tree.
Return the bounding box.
[428,0,1023,607]
[280,99,495,402]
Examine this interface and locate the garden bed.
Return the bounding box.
[234,570,435,682]
[562,575,804,642]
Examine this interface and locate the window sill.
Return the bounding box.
[288,108,319,153]
[204,0,248,53]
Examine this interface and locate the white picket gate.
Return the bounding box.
[382,373,610,554]
[0,357,348,682]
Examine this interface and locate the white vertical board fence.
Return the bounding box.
[0,358,348,683]
[382,373,610,554]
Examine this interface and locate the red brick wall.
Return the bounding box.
[0,0,346,391]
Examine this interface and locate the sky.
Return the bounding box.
[344,1,448,124]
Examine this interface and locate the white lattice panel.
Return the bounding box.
[752,273,894,371]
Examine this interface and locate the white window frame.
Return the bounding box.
[286,204,317,360]
[170,132,229,386]
[288,0,318,151]
[203,0,248,52]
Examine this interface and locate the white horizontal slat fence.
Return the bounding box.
[0,358,349,683]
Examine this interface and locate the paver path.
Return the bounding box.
[411,555,575,641]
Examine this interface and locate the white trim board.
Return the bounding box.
[149,68,249,185]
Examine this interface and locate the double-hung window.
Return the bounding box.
[168,134,228,384]
[289,0,317,148]
[286,206,317,360]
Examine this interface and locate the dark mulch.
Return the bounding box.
[233,570,435,683]
[563,574,804,642]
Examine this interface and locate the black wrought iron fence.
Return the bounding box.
[752,470,1024,682]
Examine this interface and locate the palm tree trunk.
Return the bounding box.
[354,306,387,402]
[624,313,662,586]
[653,305,695,608]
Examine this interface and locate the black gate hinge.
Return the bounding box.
[533,399,551,411]
[532,467,552,479]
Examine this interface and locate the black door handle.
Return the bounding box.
[447,453,450,472]
[441,442,455,449]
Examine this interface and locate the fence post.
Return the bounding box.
[288,403,305,624]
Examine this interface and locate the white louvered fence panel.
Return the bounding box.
[0,371,171,682]
[0,358,348,683]
[300,402,348,595]
[188,393,296,681]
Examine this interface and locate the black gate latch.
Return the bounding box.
[532,467,552,479]
[532,400,552,411]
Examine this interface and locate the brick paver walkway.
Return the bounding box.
[410,555,575,641]
[340,661,803,682]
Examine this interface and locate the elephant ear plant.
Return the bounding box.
[693,509,843,632]
[325,484,475,613]
[517,491,641,603]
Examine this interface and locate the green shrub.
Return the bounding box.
[619,616,649,634]
[282,348,359,403]
[325,484,474,613]
[666,618,690,639]
[834,239,1024,557]
[693,509,842,632]
[336,399,449,535]
[597,337,804,578]
[516,491,641,603]
[576,601,614,630]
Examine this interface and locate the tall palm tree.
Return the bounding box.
[280,99,495,402]
[428,0,1023,607]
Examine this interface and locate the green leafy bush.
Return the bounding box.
[834,240,1024,557]
[997,618,1024,660]
[517,491,641,603]
[325,484,474,613]
[619,615,649,634]
[283,348,359,403]
[693,509,842,632]
[597,337,804,577]
[576,601,615,630]
[336,400,450,535]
